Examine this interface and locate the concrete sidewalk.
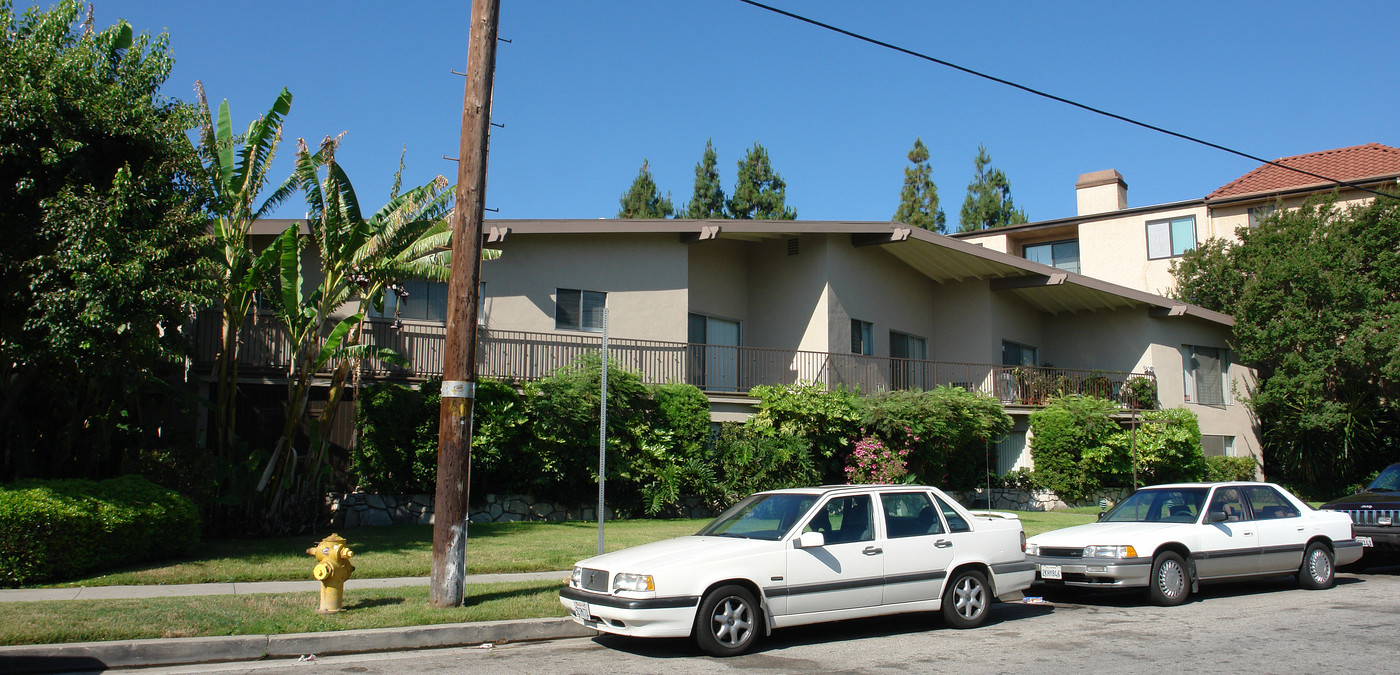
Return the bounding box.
[0,572,595,674]
[0,571,570,602]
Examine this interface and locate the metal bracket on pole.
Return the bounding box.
[441,381,476,399]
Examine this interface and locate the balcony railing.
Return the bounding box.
[192,314,1155,407]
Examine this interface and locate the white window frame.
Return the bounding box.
[1181,344,1230,406]
[1147,216,1197,260]
[1023,239,1081,274]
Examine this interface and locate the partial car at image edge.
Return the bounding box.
[1320,462,1400,566]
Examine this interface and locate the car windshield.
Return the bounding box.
[1368,465,1400,492]
[696,493,819,541]
[1102,488,1208,523]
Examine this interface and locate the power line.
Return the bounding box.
[737,0,1397,201]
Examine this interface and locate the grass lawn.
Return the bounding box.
[5,508,1100,646]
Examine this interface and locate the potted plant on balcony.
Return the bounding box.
[1123,376,1159,410]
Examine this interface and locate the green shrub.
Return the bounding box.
[860,387,1012,489]
[352,379,439,494]
[706,424,818,508]
[1205,455,1259,482]
[0,475,199,587]
[747,381,862,482]
[1029,395,1121,501]
[1101,408,1206,485]
[1123,376,1159,410]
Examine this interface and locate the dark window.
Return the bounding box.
[1023,239,1081,274]
[851,319,873,355]
[1243,485,1300,520]
[371,280,449,322]
[806,494,874,544]
[1002,340,1037,367]
[934,495,970,533]
[881,492,944,538]
[555,288,606,332]
[1201,435,1235,457]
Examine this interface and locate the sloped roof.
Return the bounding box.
[1206,143,1400,202]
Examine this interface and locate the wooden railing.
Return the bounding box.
[191,313,1155,407]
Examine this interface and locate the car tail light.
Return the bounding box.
[1020,531,1027,553]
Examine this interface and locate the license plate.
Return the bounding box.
[570,600,591,621]
[1357,536,1374,547]
[1040,564,1062,580]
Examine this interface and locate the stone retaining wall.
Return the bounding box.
[951,486,1134,512]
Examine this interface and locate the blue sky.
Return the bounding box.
[55,1,1400,225]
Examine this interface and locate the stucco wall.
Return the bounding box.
[1076,204,1209,297]
[687,238,750,326]
[480,233,688,342]
[745,235,830,352]
[823,240,942,358]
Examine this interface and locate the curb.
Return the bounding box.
[0,617,596,674]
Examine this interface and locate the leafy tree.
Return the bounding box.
[746,381,860,482]
[893,138,946,232]
[0,1,211,479]
[728,143,796,220]
[861,387,1012,488]
[1172,196,1400,494]
[192,84,293,461]
[616,159,673,218]
[684,139,727,219]
[1028,395,1120,501]
[958,144,1027,232]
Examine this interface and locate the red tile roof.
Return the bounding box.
[1206,143,1400,201]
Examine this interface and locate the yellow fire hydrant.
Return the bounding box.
[306,533,355,613]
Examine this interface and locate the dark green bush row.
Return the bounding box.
[1204,455,1259,482]
[0,475,200,587]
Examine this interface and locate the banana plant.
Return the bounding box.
[192,84,293,460]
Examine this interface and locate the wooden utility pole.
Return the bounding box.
[431,0,500,608]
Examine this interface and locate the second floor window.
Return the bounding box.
[1182,344,1228,406]
[1002,340,1037,366]
[372,280,448,322]
[851,319,873,355]
[1023,239,1080,274]
[556,288,606,332]
[890,331,927,360]
[1147,216,1196,259]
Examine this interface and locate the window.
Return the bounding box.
[371,280,448,322]
[1182,345,1229,406]
[555,288,606,332]
[1002,340,1037,366]
[1201,435,1235,457]
[1207,487,1248,522]
[1146,216,1196,259]
[688,313,741,392]
[851,319,873,355]
[881,492,944,538]
[1248,205,1276,229]
[1023,239,1081,274]
[934,495,970,533]
[1242,485,1300,520]
[890,331,928,390]
[806,495,874,544]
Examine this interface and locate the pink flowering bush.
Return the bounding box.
[844,432,912,484]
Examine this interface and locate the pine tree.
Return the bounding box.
[729,142,796,220]
[958,144,1028,232]
[893,138,946,232]
[616,159,674,219]
[684,139,727,219]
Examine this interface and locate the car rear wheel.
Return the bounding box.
[1147,552,1189,606]
[1298,542,1335,590]
[694,585,759,657]
[941,569,990,629]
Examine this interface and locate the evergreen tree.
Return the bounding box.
[616,159,673,218]
[958,144,1027,232]
[684,139,727,219]
[893,138,946,232]
[728,143,797,220]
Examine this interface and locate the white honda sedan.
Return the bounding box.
[560,484,1034,656]
[1027,482,1364,606]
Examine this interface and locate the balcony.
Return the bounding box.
[192,314,1155,408]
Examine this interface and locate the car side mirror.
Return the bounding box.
[796,531,825,549]
[1097,510,1107,521]
[1205,509,1228,524]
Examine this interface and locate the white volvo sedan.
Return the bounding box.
[1027,482,1364,606]
[560,484,1034,656]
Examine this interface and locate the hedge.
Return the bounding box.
[0,475,199,587]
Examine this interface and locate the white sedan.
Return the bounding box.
[1027,481,1364,605]
[559,484,1033,656]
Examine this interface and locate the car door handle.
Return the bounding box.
[863,546,883,556]
[934,540,953,549]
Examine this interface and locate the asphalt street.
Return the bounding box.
[107,565,1400,675]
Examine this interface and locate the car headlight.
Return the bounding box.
[612,572,655,593]
[1025,542,1039,556]
[1083,545,1138,558]
[570,566,583,588]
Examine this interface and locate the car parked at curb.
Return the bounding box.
[560,484,1035,656]
[1320,462,1400,566]
[1027,482,1363,606]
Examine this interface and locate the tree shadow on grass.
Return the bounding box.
[345,596,407,610]
[461,584,561,607]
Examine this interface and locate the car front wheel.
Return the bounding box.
[1147,551,1190,606]
[695,585,760,657]
[941,569,990,629]
[1298,542,1335,590]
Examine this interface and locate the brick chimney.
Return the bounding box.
[1076,169,1127,216]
